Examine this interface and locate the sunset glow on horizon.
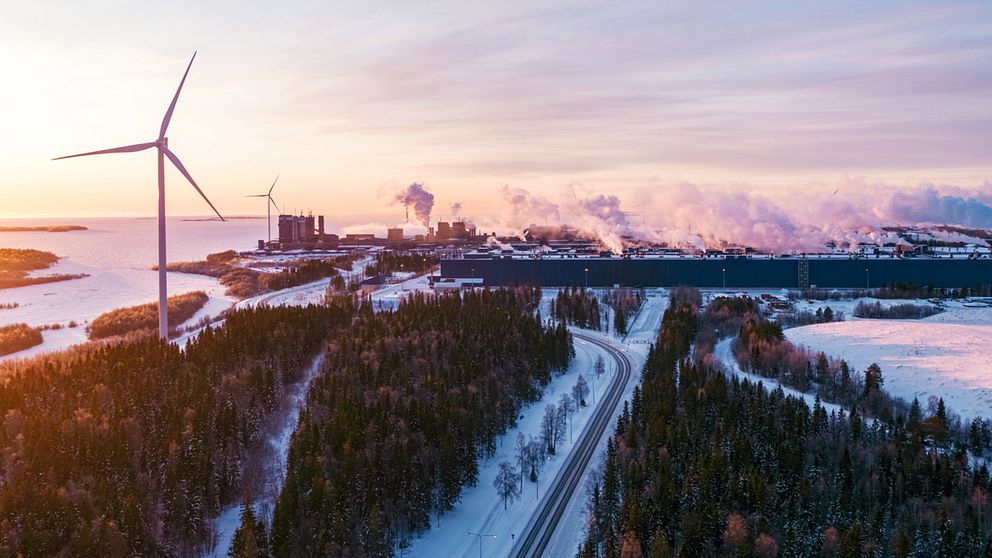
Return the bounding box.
[1,1,989,224]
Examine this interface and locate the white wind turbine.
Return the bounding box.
[53,52,224,340]
[246,176,281,242]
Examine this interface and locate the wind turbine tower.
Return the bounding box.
[54,52,224,340]
[246,176,281,242]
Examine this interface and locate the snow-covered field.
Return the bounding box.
[786,304,992,423]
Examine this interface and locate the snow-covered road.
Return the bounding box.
[538,295,666,556]
[405,293,667,558]
[513,332,635,558]
[401,331,626,558]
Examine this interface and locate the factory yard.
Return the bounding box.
[786,303,992,423]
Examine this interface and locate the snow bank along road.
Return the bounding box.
[512,331,635,558]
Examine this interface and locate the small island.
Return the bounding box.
[0,248,89,290]
[0,225,88,232]
[0,323,43,356]
[88,291,209,339]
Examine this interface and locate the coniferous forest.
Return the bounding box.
[552,287,604,331]
[0,302,354,557]
[579,291,992,558]
[0,287,570,557]
[266,289,572,556]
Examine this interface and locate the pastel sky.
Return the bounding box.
[1,0,990,222]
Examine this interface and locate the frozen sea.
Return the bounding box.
[0,216,282,359]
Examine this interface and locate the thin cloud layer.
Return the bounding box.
[1,1,989,217]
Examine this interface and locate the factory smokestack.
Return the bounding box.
[393,182,435,226]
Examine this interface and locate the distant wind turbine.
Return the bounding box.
[246,175,281,242]
[53,51,224,340]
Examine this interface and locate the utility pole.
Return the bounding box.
[466,531,496,558]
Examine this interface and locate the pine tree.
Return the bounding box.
[615,307,627,334]
[840,360,853,400]
[815,353,829,384]
[229,501,269,558]
[864,363,883,395]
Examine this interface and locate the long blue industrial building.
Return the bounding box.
[440,256,992,289]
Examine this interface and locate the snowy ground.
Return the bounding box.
[785,304,992,423]
[699,289,942,322]
[0,250,381,362]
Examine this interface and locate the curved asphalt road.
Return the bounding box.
[512,331,634,558]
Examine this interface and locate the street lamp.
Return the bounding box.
[584,267,589,290]
[865,267,870,290]
[466,531,496,558]
[722,267,726,289]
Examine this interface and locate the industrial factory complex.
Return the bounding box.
[268,214,480,249]
[259,214,992,290]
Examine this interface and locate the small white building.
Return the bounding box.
[432,277,484,290]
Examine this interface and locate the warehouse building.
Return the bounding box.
[440,255,992,289]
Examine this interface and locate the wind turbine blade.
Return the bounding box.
[268,196,281,214]
[268,175,279,196]
[159,52,197,140]
[163,147,225,221]
[245,194,268,197]
[52,141,156,160]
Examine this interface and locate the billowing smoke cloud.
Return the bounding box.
[487,180,992,253]
[392,182,435,226]
[450,202,463,219]
[641,180,992,252]
[494,186,628,251]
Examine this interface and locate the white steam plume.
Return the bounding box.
[486,180,992,253]
[392,183,435,226]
